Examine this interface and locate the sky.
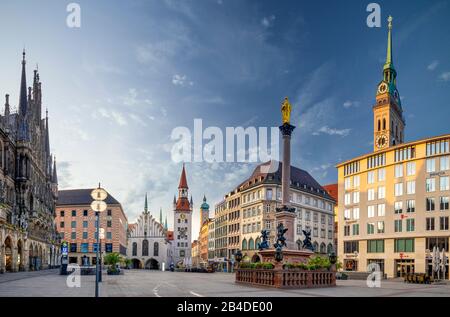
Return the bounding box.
[0,0,449,238]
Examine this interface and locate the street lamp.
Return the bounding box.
[90,184,108,298]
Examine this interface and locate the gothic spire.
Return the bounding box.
[164,215,168,230]
[52,156,58,184]
[19,49,28,117]
[144,193,148,213]
[383,16,397,85]
[159,207,163,224]
[178,163,188,189]
[4,94,10,118]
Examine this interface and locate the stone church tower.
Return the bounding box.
[172,164,193,266]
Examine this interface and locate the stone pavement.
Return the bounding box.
[1,269,450,297]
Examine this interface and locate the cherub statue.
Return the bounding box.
[281,97,291,124]
[257,229,270,251]
[302,228,314,251]
[273,222,288,250]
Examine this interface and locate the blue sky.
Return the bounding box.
[0,0,449,236]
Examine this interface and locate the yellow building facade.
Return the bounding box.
[337,17,449,279]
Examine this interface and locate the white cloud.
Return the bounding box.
[94,108,127,126]
[427,60,439,71]
[261,15,276,28]
[313,126,351,137]
[343,100,360,108]
[439,72,450,81]
[172,74,194,87]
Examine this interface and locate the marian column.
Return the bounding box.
[275,97,296,250]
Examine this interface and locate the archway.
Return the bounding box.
[313,242,319,253]
[29,244,34,270]
[17,240,23,271]
[131,258,142,269]
[320,243,326,254]
[251,254,261,263]
[248,238,255,250]
[145,258,159,270]
[4,236,13,272]
[327,243,334,255]
[38,245,43,270]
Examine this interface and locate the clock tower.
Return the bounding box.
[373,16,405,152]
[172,164,193,266]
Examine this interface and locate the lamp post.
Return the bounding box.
[90,184,108,298]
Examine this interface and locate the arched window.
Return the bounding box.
[327,243,334,255]
[255,238,261,250]
[313,242,319,253]
[249,238,255,250]
[142,239,149,256]
[377,120,381,132]
[132,242,137,256]
[154,242,159,256]
[382,118,386,130]
[242,239,247,250]
[320,243,326,254]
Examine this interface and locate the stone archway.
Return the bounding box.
[251,254,261,263]
[4,236,13,272]
[145,258,159,270]
[131,258,142,269]
[17,240,23,271]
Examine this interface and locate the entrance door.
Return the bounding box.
[396,259,415,277]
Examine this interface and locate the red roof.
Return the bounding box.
[178,164,188,189]
[166,231,174,240]
[176,197,191,211]
[323,183,338,203]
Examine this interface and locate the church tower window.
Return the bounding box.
[142,239,149,256]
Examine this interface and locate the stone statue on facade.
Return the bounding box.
[257,229,270,251]
[273,222,288,250]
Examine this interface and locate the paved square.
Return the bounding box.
[1,269,449,297]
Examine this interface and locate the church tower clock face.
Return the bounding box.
[378,82,388,94]
[376,134,388,149]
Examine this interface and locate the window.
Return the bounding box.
[266,189,273,200]
[305,211,311,221]
[344,225,350,236]
[154,242,159,256]
[71,221,76,228]
[132,242,137,256]
[406,181,415,195]
[395,239,414,252]
[105,243,113,253]
[344,177,352,190]
[321,228,326,238]
[440,176,449,191]
[83,210,88,217]
[60,211,65,217]
[367,223,375,235]
[377,204,385,217]
[71,232,76,239]
[60,221,65,228]
[394,219,402,232]
[82,232,88,239]
[426,178,436,192]
[406,218,415,232]
[426,198,435,211]
[81,243,89,253]
[426,218,435,231]
[427,158,436,173]
[93,243,100,253]
[313,212,318,223]
[321,214,325,224]
[406,162,416,176]
[353,208,360,220]
[395,164,403,178]
[352,224,359,235]
[427,139,450,156]
[83,221,88,228]
[378,168,386,182]
[440,197,449,210]
[367,153,386,169]
[344,161,360,176]
[367,171,375,184]
[367,240,384,253]
[378,187,385,199]
[142,240,149,256]
[71,210,76,217]
[107,220,112,228]
[426,237,449,252]
[368,189,375,201]
[377,221,385,233]
[70,243,77,252]
[395,183,403,196]
[440,156,450,171]
[395,146,416,162]
[406,200,415,213]
[368,205,375,218]
[395,201,403,214]
[107,210,112,216]
[353,191,360,204]
[106,232,112,240]
[354,175,360,188]
[344,241,359,253]
[313,228,318,237]
[440,217,449,230]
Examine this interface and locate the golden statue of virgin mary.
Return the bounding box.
[281,97,291,124]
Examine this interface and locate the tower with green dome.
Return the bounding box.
[200,195,210,228]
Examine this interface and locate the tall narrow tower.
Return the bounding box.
[172,164,193,266]
[373,16,405,151]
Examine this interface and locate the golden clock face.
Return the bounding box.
[376,134,388,148]
[378,83,387,94]
[180,213,186,220]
